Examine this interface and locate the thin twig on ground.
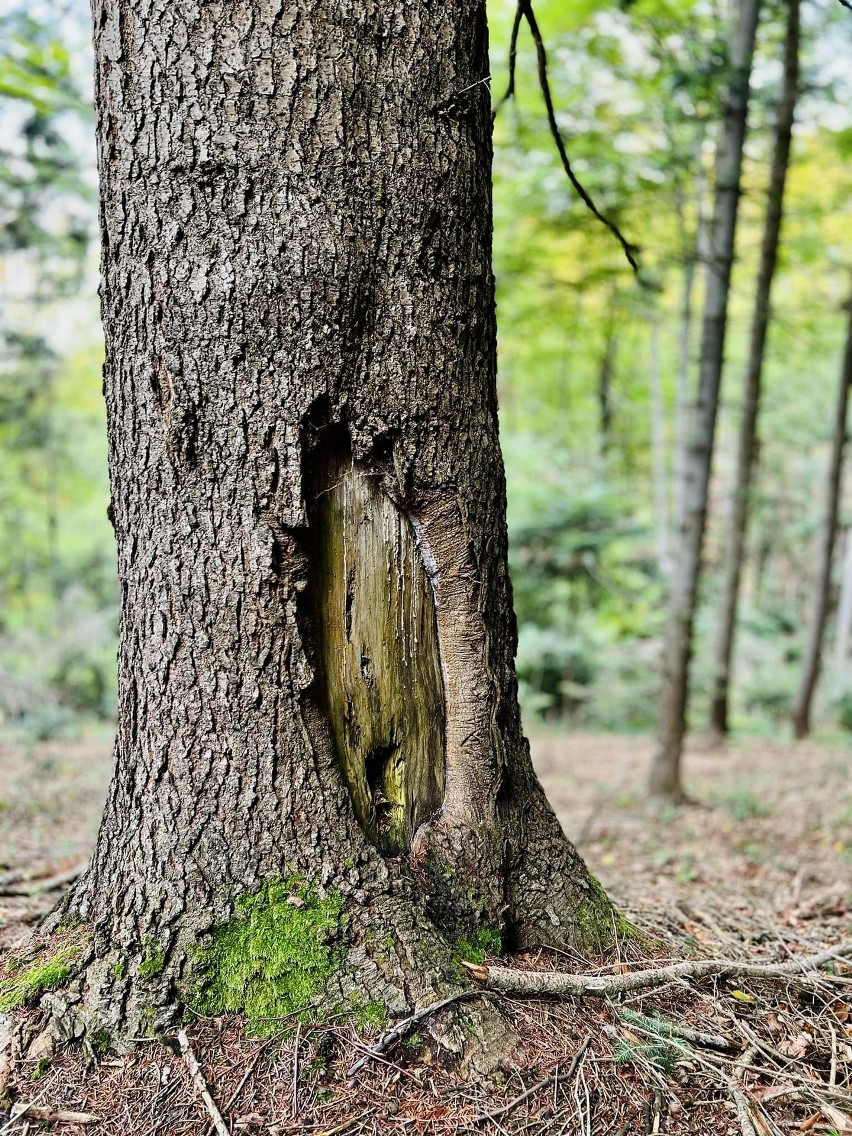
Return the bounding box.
[476,1036,590,1124]
[177,1029,231,1136]
[10,1104,100,1124]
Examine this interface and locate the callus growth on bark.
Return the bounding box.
[39,0,618,1055]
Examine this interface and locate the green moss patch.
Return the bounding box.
[138,941,165,980]
[455,927,502,965]
[575,873,636,953]
[0,941,81,1011]
[193,878,345,1034]
[350,997,387,1030]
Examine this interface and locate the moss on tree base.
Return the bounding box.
[0,934,86,1013]
[191,878,346,1034]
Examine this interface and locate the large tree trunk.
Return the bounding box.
[649,0,761,801]
[41,0,611,1052]
[709,0,800,739]
[791,291,852,739]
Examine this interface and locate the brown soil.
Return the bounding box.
[0,728,850,1134]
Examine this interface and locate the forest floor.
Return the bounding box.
[0,728,850,1134]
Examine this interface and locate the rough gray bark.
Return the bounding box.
[791,291,852,739]
[709,0,800,738]
[44,0,610,1049]
[650,0,761,800]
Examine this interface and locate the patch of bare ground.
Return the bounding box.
[0,728,850,1134]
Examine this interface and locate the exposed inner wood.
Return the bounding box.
[308,449,446,856]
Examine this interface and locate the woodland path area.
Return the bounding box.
[0,731,850,1134]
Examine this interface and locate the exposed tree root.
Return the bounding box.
[462,941,852,997]
[346,991,481,1078]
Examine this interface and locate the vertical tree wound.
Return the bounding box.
[308,448,445,856]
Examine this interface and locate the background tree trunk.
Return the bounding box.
[791,291,852,739]
[598,318,617,460]
[672,163,706,549]
[833,528,852,694]
[650,0,761,801]
[648,311,671,580]
[44,0,612,1048]
[709,0,801,738]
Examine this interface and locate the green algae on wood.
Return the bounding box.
[192,878,345,1034]
[308,450,446,856]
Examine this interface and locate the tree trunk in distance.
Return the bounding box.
[833,529,852,694]
[649,311,671,580]
[598,315,617,459]
[791,290,852,739]
[649,0,761,801]
[709,0,801,738]
[672,162,706,548]
[39,0,617,1057]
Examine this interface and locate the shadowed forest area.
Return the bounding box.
[1,0,852,1132]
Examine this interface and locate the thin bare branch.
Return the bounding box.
[463,941,852,998]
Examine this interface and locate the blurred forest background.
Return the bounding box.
[2,0,852,751]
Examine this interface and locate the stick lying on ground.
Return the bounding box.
[461,941,852,998]
[177,1029,230,1136]
[0,862,88,898]
[10,1104,100,1125]
[475,1036,590,1125]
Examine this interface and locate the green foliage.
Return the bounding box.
[507,440,664,729]
[617,1007,688,1075]
[614,1021,680,1075]
[835,692,852,734]
[192,878,345,1035]
[0,941,80,1011]
[710,783,773,822]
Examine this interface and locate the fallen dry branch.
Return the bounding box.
[0,863,88,898]
[177,1028,230,1136]
[463,941,852,998]
[10,1103,100,1124]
